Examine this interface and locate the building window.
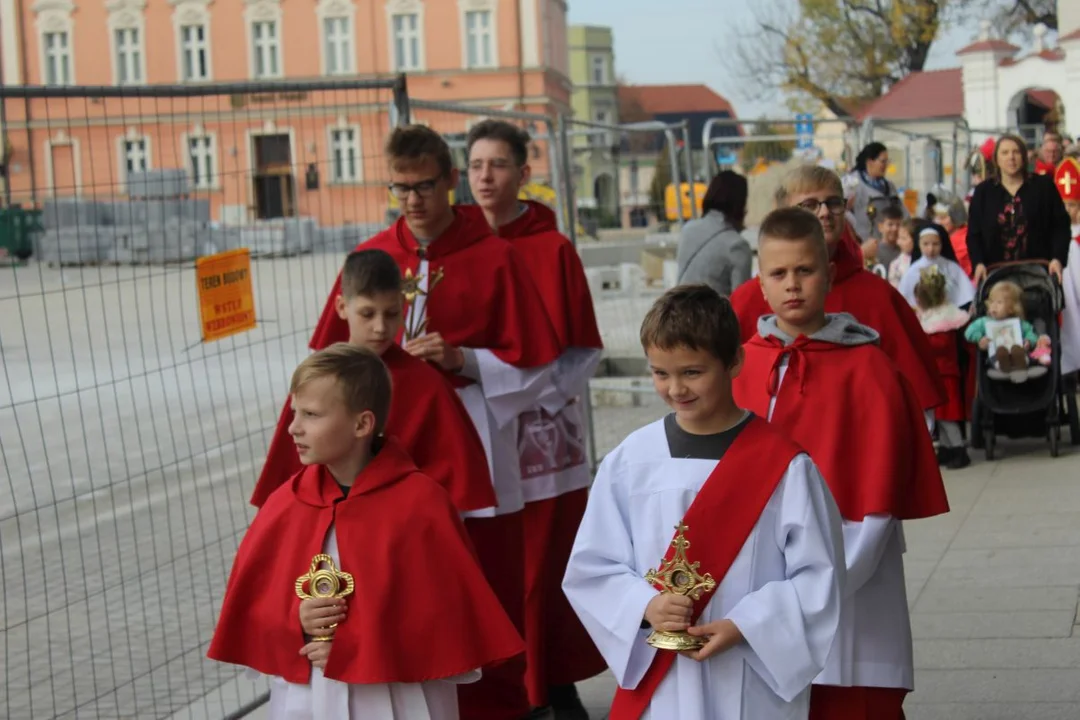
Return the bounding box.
[180,24,209,81]
[465,10,493,68]
[115,28,143,85]
[392,13,421,71]
[124,138,149,174]
[43,31,71,86]
[188,135,217,190]
[323,17,352,75]
[329,126,361,183]
[252,20,281,78]
[591,55,607,85]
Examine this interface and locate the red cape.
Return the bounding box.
[309,208,562,372]
[730,226,946,411]
[249,344,496,512]
[733,335,949,521]
[499,201,603,350]
[209,439,524,684]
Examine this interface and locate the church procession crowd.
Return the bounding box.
[205,118,1080,720]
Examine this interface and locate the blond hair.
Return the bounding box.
[290,343,392,434]
[914,265,948,310]
[776,165,844,207]
[758,207,829,268]
[987,280,1025,319]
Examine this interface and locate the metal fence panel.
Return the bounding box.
[0,77,403,719]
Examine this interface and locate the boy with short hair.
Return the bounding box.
[732,208,950,720]
[308,125,563,720]
[729,165,945,417]
[466,119,606,717]
[563,285,846,720]
[209,344,524,719]
[872,205,905,270]
[250,248,496,514]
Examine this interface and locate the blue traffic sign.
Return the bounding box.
[795,113,814,150]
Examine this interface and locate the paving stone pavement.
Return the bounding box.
[5,260,1080,718]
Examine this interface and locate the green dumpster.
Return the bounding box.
[0,206,42,263]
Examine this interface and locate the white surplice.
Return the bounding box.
[264,527,481,720]
[768,363,914,691]
[519,347,603,503]
[562,420,845,720]
[410,258,560,517]
[1060,230,1080,376]
[898,256,976,309]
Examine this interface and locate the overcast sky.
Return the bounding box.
[567,0,982,120]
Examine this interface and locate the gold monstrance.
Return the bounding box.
[295,554,355,642]
[402,265,445,342]
[643,523,717,651]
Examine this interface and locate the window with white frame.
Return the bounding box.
[124,138,149,174]
[180,24,209,81]
[114,28,143,84]
[251,20,281,78]
[464,10,494,68]
[187,135,217,189]
[323,17,352,75]
[43,31,71,86]
[329,126,361,183]
[591,55,608,86]
[392,13,421,71]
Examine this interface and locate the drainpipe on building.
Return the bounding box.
[514,0,526,111]
[16,0,37,207]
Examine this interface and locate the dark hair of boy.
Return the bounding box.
[639,284,741,368]
[290,343,393,435]
[876,205,904,223]
[466,119,531,167]
[340,249,403,300]
[386,124,455,177]
[758,206,829,267]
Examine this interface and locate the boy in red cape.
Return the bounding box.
[306,125,563,720]
[250,249,495,514]
[732,208,951,720]
[466,119,606,717]
[563,284,845,720]
[728,165,946,415]
[208,344,524,719]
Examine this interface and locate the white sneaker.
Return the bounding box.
[987,368,1009,381]
[1026,365,1048,380]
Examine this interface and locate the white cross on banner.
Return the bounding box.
[1060,171,1076,195]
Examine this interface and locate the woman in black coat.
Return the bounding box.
[967,134,1072,285]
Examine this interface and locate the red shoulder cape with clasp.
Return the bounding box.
[309,208,562,371]
[730,224,946,411]
[249,344,496,512]
[209,439,524,684]
[733,334,949,521]
[498,201,603,350]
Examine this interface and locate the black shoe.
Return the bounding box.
[936,446,956,465]
[549,684,590,720]
[946,448,971,470]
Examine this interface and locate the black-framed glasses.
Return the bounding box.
[388,176,442,200]
[796,197,846,215]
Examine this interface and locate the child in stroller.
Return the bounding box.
[965,279,1051,383]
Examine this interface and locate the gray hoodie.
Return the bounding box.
[756,312,881,348]
[675,210,753,297]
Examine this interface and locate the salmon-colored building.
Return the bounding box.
[0,0,571,225]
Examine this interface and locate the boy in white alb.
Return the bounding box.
[563,285,845,720]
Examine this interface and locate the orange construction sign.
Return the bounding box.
[196,248,256,342]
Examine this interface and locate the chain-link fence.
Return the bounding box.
[0,76,406,719]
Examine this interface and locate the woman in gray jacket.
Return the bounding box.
[675,170,752,297]
[848,142,908,240]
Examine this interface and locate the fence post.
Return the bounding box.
[680,122,697,219]
[391,73,411,126]
[557,113,578,247]
[546,117,568,236]
[666,128,685,227]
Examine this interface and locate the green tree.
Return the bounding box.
[649,142,672,221]
[740,120,798,171]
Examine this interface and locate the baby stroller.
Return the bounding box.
[970,261,1080,459]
